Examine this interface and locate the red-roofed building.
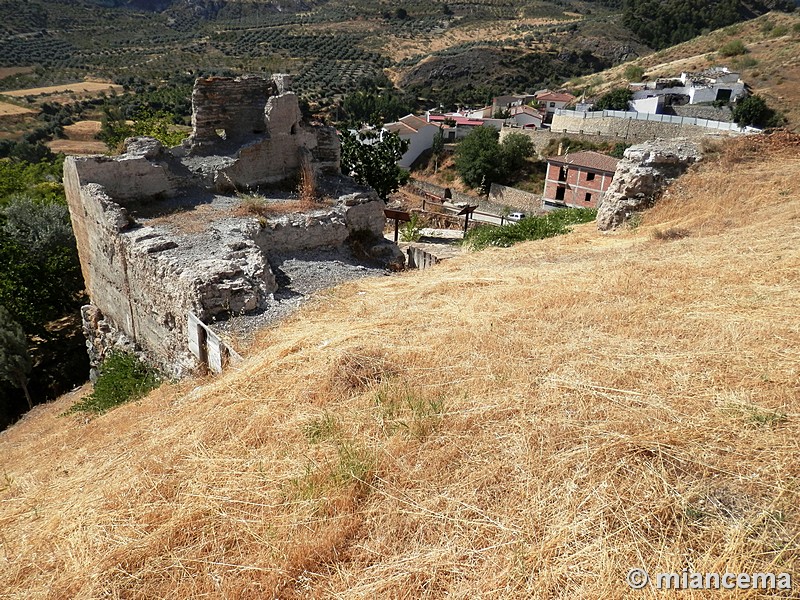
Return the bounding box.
[535,90,576,123]
[509,104,545,129]
[542,151,619,208]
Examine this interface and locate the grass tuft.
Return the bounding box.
[64,351,160,415]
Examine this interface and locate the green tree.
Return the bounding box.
[454,126,506,191]
[0,197,84,334]
[341,91,411,126]
[501,133,534,173]
[101,108,188,151]
[0,306,33,410]
[431,127,445,173]
[732,95,782,129]
[340,130,410,200]
[594,88,633,111]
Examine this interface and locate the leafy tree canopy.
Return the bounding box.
[340,129,410,200]
[454,126,506,191]
[0,306,33,410]
[732,94,784,129]
[594,88,633,111]
[454,127,535,191]
[341,91,412,127]
[100,108,189,152]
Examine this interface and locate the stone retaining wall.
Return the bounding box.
[488,183,542,213]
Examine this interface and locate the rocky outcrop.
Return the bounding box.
[64,74,400,378]
[596,139,703,231]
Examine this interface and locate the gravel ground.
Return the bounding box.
[212,247,390,344]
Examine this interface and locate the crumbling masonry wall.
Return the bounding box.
[65,75,397,378]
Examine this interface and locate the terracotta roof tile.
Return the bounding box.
[536,92,576,103]
[546,150,619,173]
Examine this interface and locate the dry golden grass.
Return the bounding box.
[62,120,103,142]
[0,137,798,598]
[3,81,124,98]
[381,16,579,68]
[233,193,332,219]
[47,140,109,155]
[0,101,36,116]
[0,66,34,79]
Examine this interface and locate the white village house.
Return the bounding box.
[630,67,747,114]
[383,114,445,169]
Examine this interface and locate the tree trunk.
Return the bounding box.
[20,379,32,411]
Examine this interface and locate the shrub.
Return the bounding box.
[733,95,783,129]
[65,351,160,415]
[400,213,423,242]
[719,40,748,57]
[594,88,633,111]
[623,65,645,81]
[463,208,596,250]
[652,227,691,241]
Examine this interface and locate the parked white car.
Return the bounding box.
[506,212,526,222]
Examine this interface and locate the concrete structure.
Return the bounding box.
[492,94,536,116]
[550,109,755,140]
[65,75,401,378]
[383,114,442,168]
[630,68,747,114]
[542,151,619,209]
[488,183,543,214]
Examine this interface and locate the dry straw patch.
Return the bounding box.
[0,139,799,598]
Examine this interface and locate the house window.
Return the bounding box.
[586,172,595,181]
[558,167,567,182]
[549,102,556,107]
[555,186,566,202]
[584,192,592,203]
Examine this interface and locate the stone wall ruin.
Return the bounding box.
[65,74,401,379]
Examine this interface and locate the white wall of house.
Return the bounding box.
[511,112,543,128]
[631,96,662,114]
[688,82,747,103]
[395,124,439,168]
[466,107,492,119]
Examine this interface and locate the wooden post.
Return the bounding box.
[394,218,399,242]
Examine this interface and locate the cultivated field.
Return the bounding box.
[0,101,35,116]
[2,81,124,98]
[0,135,798,597]
[46,119,108,155]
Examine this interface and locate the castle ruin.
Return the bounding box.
[64,74,400,378]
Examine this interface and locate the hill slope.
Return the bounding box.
[572,11,800,130]
[1,135,799,597]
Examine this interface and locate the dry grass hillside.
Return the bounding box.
[573,11,800,130]
[1,135,799,598]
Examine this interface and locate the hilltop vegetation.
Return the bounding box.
[0,134,798,597]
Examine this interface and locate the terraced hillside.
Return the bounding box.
[0,134,798,598]
[0,0,757,104]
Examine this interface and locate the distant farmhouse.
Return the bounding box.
[542,151,619,209]
[629,67,747,117]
